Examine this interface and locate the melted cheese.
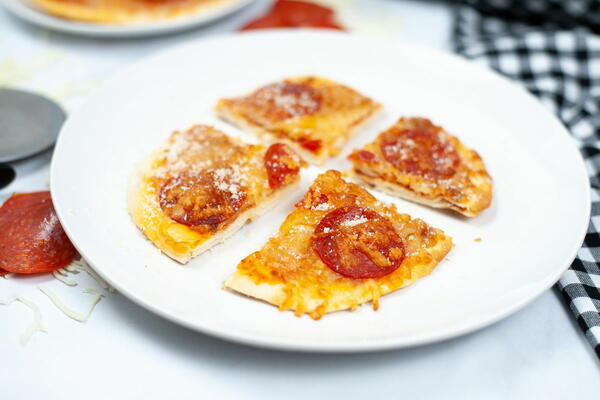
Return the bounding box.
[130,175,208,260]
[349,117,492,216]
[228,170,452,319]
[130,125,303,263]
[216,76,382,162]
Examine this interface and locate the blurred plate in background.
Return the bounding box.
[1,0,254,38]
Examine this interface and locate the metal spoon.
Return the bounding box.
[0,88,66,190]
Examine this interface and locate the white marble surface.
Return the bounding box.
[0,0,598,398]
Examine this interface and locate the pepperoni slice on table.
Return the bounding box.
[240,14,287,30]
[272,0,334,25]
[311,206,405,279]
[304,20,344,30]
[0,191,77,274]
[240,0,345,31]
[159,168,247,232]
[264,143,305,189]
[380,128,460,180]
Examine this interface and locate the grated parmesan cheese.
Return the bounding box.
[253,82,321,119]
[342,216,368,227]
[313,203,333,211]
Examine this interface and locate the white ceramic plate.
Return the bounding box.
[51,31,590,352]
[2,0,253,38]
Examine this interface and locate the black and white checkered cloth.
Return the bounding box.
[453,0,600,358]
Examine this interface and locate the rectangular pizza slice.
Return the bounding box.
[128,125,306,264]
[216,76,382,165]
[224,170,452,319]
[348,117,492,217]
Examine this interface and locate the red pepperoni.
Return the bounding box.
[159,169,247,232]
[299,138,322,153]
[240,0,345,31]
[264,143,304,189]
[348,150,376,163]
[0,268,9,276]
[313,194,329,207]
[311,206,405,279]
[0,191,77,274]
[272,0,334,25]
[304,20,344,30]
[380,129,460,180]
[240,14,287,31]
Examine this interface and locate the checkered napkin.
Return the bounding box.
[453,0,600,358]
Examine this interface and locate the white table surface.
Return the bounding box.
[1,1,598,398]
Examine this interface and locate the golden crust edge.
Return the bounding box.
[348,117,493,217]
[348,168,479,217]
[223,232,453,316]
[352,167,491,217]
[349,153,492,217]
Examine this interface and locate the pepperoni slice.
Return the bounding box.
[0,191,77,274]
[0,268,10,276]
[380,128,460,180]
[306,20,344,30]
[348,150,376,163]
[240,14,287,30]
[311,206,405,279]
[264,143,304,189]
[272,0,334,25]
[240,0,345,31]
[299,138,322,153]
[159,168,247,232]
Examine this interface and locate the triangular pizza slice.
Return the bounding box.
[348,117,492,216]
[224,170,452,319]
[216,76,382,165]
[129,125,306,264]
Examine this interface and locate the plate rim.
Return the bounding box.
[50,30,591,353]
[2,0,254,38]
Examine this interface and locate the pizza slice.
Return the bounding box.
[128,125,306,264]
[215,76,382,165]
[29,0,225,23]
[348,117,492,217]
[224,170,452,319]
